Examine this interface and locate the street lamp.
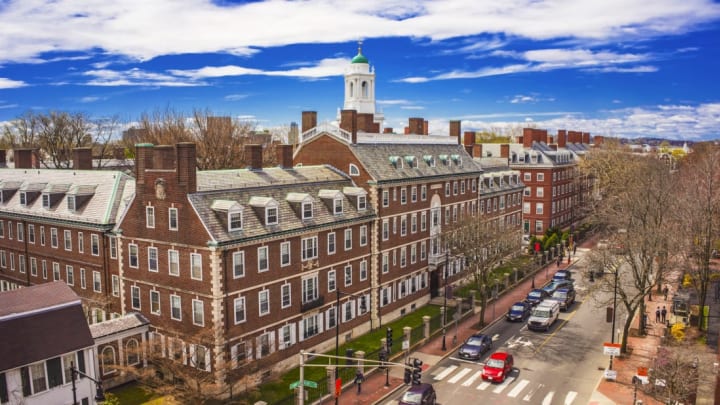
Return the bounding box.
[70,361,105,405]
[609,265,619,371]
[441,250,449,351]
[334,288,369,405]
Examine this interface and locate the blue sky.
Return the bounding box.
[1,0,719,141]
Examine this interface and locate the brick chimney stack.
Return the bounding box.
[423,120,429,135]
[383,127,393,134]
[473,144,483,158]
[522,128,534,148]
[340,109,358,144]
[72,147,93,170]
[246,144,263,171]
[153,145,175,170]
[500,144,510,158]
[301,111,317,133]
[176,142,197,194]
[463,131,475,148]
[582,132,590,144]
[408,118,424,135]
[277,144,294,168]
[14,148,36,169]
[0,150,6,168]
[449,120,461,143]
[135,143,154,192]
[557,130,567,148]
[594,135,605,146]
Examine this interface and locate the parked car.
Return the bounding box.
[527,300,560,331]
[482,351,514,383]
[458,333,493,360]
[525,289,550,306]
[399,383,437,405]
[541,279,573,296]
[552,270,572,283]
[548,287,576,311]
[506,301,532,322]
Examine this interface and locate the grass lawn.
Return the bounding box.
[106,382,170,405]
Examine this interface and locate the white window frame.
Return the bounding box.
[64,230,72,251]
[259,289,270,316]
[93,271,101,292]
[91,234,99,256]
[234,297,246,324]
[344,228,352,250]
[168,249,180,276]
[229,209,243,231]
[169,207,179,230]
[328,270,336,292]
[281,283,292,308]
[301,237,318,261]
[233,251,245,278]
[170,294,182,321]
[258,246,269,272]
[150,290,161,315]
[327,232,336,255]
[131,285,141,310]
[190,253,202,280]
[192,299,205,326]
[146,206,155,228]
[359,225,367,246]
[281,241,291,266]
[128,243,139,268]
[344,264,352,287]
[148,247,159,272]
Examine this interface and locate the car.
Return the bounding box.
[548,287,576,311]
[525,289,550,306]
[399,383,437,405]
[552,270,572,283]
[527,300,560,331]
[457,333,493,360]
[541,279,573,296]
[482,351,514,383]
[506,301,532,322]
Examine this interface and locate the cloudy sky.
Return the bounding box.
[1,0,719,140]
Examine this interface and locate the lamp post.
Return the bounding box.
[70,361,105,405]
[442,250,449,351]
[609,265,619,371]
[334,288,370,405]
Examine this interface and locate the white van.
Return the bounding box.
[527,300,560,332]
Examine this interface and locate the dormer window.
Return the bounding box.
[65,185,96,213]
[349,164,360,176]
[404,156,417,168]
[67,196,77,211]
[248,197,279,226]
[229,210,243,231]
[439,154,449,165]
[20,192,29,206]
[286,192,313,220]
[423,155,436,167]
[389,156,403,168]
[211,199,245,232]
[319,189,344,216]
[42,194,50,208]
[357,195,367,211]
[266,206,279,225]
[342,187,368,212]
[451,154,462,166]
[333,198,343,215]
[302,202,313,219]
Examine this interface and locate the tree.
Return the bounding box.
[443,215,521,327]
[642,344,700,405]
[581,143,677,353]
[674,144,720,331]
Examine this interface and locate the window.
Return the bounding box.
[0,221,3,238]
[421,185,427,201]
[523,202,531,214]
[234,297,246,324]
[258,246,269,272]
[192,299,204,326]
[280,324,295,350]
[411,244,417,263]
[126,339,140,366]
[382,253,389,273]
[168,249,180,276]
[327,232,336,254]
[301,237,318,261]
[357,195,367,211]
[411,186,417,202]
[109,236,116,258]
[445,182,450,196]
[128,244,139,268]
[233,251,245,278]
[90,233,99,254]
[382,220,389,240]
[18,254,25,274]
[328,270,336,292]
[344,229,352,250]
[281,241,291,266]
[146,206,155,228]
[101,347,117,376]
[333,198,343,215]
[190,253,202,280]
[131,285,141,309]
[169,207,179,230]
[93,271,101,292]
[53,262,60,281]
[259,290,270,316]
[461,180,466,194]
[411,214,417,233]
[112,275,119,296]
[302,202,313,219]
[400,188,407,204]
[150,290,160,314]
[343,301,355,322]
[79,268,86,288]
[537,187,544,198]
[360,226,367,246]
[382,190,389,207]
[400,247,407,268]
[30,257,37,276]
[359,261,367,281]
[536,203,544,215]
[344,264,352,287]
[66,265,74,286]
[266,206,278,225]
[229,210,243,231]
[421,241,427,260]
[524,186,531,197]
[302,276,318,303]
[7,222,11,239]
[537,173,544,181]
[40,226,45,246]
[421,211,427,231]
[170,295,182,320]
[148,247,158,272]
[400,216,407,236]
[535,220,544,233]
[281,284,291,308]
[302,313,321,340]
[349,163,360,176]
[327,307,337,330]
[16,223,23,242]
[453,181,459,195]
[64,230,72,251]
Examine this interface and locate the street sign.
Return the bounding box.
[604,369,617,380]
[402,340,409,350]
[289,380,318,390]
[603,342,621,356]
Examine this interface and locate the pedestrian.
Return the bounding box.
[655,307,661,323]
[556,257,561,267]
[661,306,667,323]
[567,255,571,264]
[663,285,669,301]
[573,244,577,255]
[355,369,364,394]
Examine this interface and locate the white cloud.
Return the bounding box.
[584,65,658,73]
[377,99,413,105]
[400,105,425,110]
[79,96,103,103]
[510,95,537,104]
[169,57,347,79]
[0,0,718,64]
[83,68,204,86]
[224,94,249,101]
[0,78,26,88]
[0,103,18,109]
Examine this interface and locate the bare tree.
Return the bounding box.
[443,216,521,327]
[674,144,720,331]
[643,344,700,405]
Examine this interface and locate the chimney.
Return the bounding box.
[135,143,154,188]
[408,118,424,135]
[72,147,93,170]
[277,144,294,168]
[449,120,461,141]
[463,131,475,147]
[14,148,35,169]
[357,113,374,133]
[500,144,510,158]
[594,135,605,146]
[473,144,483,158]
[246,144,263,171]
[340,109,358,144]
[424,120,429,135]
[522,128,534,148]
[383,127,393,134]
[568,131,581,144]
[301,111,317,133]
[0,150,6,168]
[538,129,548,145]
[404,127,410,134]
[113,147,126,160]
[582,132,590,144]
[154,145,175,170]
[176,142,197,194]
[464,146,473,156]
[557,130,567,148]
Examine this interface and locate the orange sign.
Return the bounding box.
[637,366,648,377]
[335,378,342,398]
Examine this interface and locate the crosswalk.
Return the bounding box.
[432,365,579,404]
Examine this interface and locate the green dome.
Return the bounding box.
[351,52,368,64]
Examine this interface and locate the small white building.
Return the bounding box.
[0,282,101,405]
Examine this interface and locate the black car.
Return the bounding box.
[542,279,573,296]
[458,333,492,360]
[399,383,437,405]
[506,301,532,321]
[548,287,576,311]
[525,288,550,306]
[552,270,572,283]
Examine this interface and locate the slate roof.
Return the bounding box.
[90,312,150,340]
[0,168,134,226]
[189,165,375,245]
[349,143,484,183]
[0,282,94,371]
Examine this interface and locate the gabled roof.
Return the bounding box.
[90,312,150,340]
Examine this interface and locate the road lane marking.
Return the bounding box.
[533,308,580,354]
[477,381,491,390]
[508,379,530,397]
[542,391,555,405]
[462,371,483,387]
[492,376,515,393]
[523,383,544,401]
[565,391,578,404]
[433,365,457,380]
[448,367,472,384]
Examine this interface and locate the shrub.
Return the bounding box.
[670,323,685,342]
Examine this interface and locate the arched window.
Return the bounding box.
[361,81,368,98]
[349,82,354,97]
[349,164,360,176]
[126,339,140,366]
[101,346,117,375]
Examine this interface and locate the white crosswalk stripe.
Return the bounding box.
[523,383,544,401]
[447,367,472,384]
[542,391,555,405]
[492,376,515,394]
[508,379,530,398]
[461,370,483,387]
[433,365,457,381]
[565,391,578,404]
[476,381,491,390]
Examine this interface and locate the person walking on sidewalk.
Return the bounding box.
[661,306,667,323]
[663,285,669,301]
[655,307,661,323]
[355,369,364,394]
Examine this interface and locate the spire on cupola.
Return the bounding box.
[351,40,369,64]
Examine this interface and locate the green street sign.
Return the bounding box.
[289,380,318,390]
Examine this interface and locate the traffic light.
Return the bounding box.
[403,367,411,384]
[386,327,393,351]
[379,349,387,369]
[412,358,423,385]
